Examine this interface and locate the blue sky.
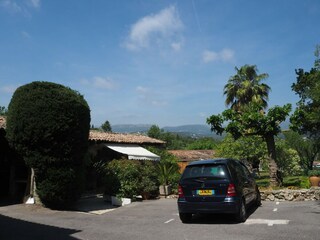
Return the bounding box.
[0,0,319,127]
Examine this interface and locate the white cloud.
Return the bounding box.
[125,5,183,51]
[151,100,167,107]
[136,86,149,94]
[203,50,219,63]
[202,48,235,63]
[1,85,18,93]
[1,0,40,14]
[136,86,167,106]
[21,31,31,39]
[199,112,208,118]
[81,77,116,90]
[0,0,22,12]
[171,42,182,51]
[93,77,115,89]
[220,48,234,61]
[30,0,40,8]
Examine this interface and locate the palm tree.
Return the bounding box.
[224,65,270,111]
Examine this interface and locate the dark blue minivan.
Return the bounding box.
[177,158,261,223]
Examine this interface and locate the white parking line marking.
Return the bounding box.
[276,202,280,205]
[164,219,175,224]
[245,219,289,226]
[76,209,115,215]
[273,208,278,212]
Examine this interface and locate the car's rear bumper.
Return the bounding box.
[177,197,240,214]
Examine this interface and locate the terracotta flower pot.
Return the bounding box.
[141,192,150,200]
[309,176,320,187]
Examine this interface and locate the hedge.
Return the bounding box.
[7,81,90,208]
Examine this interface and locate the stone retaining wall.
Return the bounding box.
[260,187,320,201]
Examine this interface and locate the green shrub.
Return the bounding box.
[283,177,299,187]
[103,159,161,199]
[257,175,311,189]
[299,176,311,189]
[275,140,303,177]
[103,148,181,198]
[103,162,120,196]
[283,176,310,189]
[104,159,141,198]
[139,161,159,197]
[308,169,320,177]
[36,166,84,207]
[7,81,90,208]
[256,178,270,188]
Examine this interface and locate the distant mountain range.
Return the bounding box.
[163,125,214,137]
[111,121,291,139]
[112,124,219,138]
[112,124,152,133]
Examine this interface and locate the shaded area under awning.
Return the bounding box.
[105,143,160,161]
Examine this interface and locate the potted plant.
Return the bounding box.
[308,169,320,187]
[157,162,175,197]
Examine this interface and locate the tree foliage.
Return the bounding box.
[283,131,320,171]
[186,137,219,150]
[215,134,267,168]
[0,106,7,116]
[207,103,291,138]
[147,125,162,139]
[147,125,219,151]
[275,138,303,177]
[101,120,112,132]
[104,159,141,198]
[6,81,90,208]
[290,45,320,140]
[208,64,291,187]
[147,147,180,190]
[208,104,291,186]
[147,125,195,150]
[224,65,270,111]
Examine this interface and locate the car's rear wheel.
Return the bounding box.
[179,213,192,223]
[255,189,262,207]
[235,199,247,223]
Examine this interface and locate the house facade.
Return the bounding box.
[0,116,165,204]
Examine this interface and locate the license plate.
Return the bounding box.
[197,189,214,196]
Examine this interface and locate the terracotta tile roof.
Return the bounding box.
[0,116,6,129]
[89,130,165,145]
[168,150,215,162]
[0,117,165,145]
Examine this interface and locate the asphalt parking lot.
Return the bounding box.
[0,197,319,240]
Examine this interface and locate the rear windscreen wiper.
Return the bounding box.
[192,178,206,183]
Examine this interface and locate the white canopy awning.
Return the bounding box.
[105,143,160,161]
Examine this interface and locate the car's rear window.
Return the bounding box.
[182,164,228,179]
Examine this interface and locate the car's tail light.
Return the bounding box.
[178,185,184,198]
[226,183,237,197]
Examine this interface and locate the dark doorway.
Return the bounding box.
[0,129,28,205]
[0,128,10,202]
